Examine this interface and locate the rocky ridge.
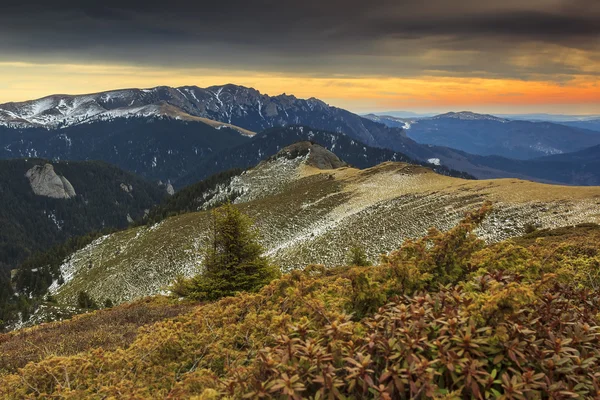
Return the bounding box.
[0,84,406,151]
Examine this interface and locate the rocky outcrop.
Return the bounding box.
[158,180,175,195]
[25,164,76,199]
[274,142,347,170]
[166,182,175,196]
[305,143,347,170]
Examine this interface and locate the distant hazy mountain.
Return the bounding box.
[429,111,508,122]
[399,111,600,159]
[362,114,411,129]
[559,119,600,133]
[467,144,600,186]
[367,111,437,118]
[497,113,600,122]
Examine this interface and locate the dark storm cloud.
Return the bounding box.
[1,0,598,77]
[373,11,600,40]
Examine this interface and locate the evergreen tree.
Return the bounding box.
[347,246,370,266]
[179,203,279,301]
[77,291,98,310]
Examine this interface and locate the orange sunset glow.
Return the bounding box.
[1,62,599,114]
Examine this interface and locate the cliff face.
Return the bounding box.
[25,164,76,199]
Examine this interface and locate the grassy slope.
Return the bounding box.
[49,156,600,306]
[1,224,599,398]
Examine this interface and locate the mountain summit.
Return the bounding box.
[267,141,347,170]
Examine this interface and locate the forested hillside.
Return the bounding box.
[0,117,251,181]
[175,125,473,187]
[0,159,166,329]
[0,159,166,271]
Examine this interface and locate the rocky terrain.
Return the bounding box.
[43,144,600,306]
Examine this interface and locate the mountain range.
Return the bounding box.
[0,84,401,150]
[465,144,600,186]
[2,85,600,188]
[365,111,600,159]
[560,119,600,132]
[0,84,440,182]
[369,111,600,123]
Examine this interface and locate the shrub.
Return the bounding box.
[381,202,492,293]
[348,246,370,267]
[0,296,195,375]
[523,222,538,234]
[346,269,387,319]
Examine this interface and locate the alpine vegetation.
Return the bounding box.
[2,207,600,398]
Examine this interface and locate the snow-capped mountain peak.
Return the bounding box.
[0,84,407,151]
[0,84,336,131]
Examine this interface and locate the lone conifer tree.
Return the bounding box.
[183,203,278,301]
[77,291,98,310]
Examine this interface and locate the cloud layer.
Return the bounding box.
[1,0,598,79]
[1,0,598,113]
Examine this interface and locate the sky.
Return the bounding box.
[1,0,599,115]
